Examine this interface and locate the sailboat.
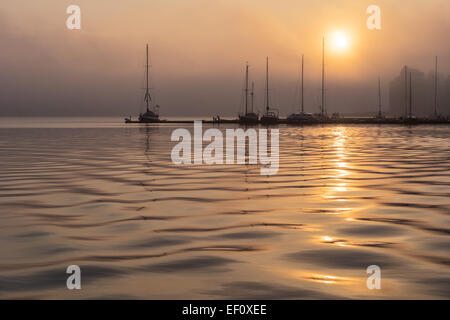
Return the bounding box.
[375,76,384,119]
[125,44,160,123]
[320,37,327,120]
[288,54,314,122]
[239,62,259,124]
[432,56,441,119]
[407,71,416,121]
[401,68,416,124]
[260,57,279,124]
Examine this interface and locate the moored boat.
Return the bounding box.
[287,54,316,123]
[260,57,279,125]
[239,64,259,124]
[125,44,160,123]
[239,63,259,124]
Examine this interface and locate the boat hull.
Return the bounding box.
[260,116,278,124]
[138,117,160,123]
[239,115,259,124]
[124,116,160,124]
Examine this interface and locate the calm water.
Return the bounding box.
[0,118,449,299]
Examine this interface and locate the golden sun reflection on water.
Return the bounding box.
[309,274,349,284]
[285,269,354,285]
[335,182,348,192]
[322,127,352,202]
[320,236,348,247]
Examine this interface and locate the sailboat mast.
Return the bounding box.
[251,81,254,113]
[409,72,412,118]
[145,44,150,112]
[301,54,304,113]
[321,37,325,118]
[266,57,269,115]
[434,56,438,117]
[245,62,249,115]
[404,65,408,118]
[378,76,382,117]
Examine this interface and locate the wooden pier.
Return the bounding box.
[125,117,450,125]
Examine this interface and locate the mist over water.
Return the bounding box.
[1,0,450,117]
[0,118,449,299]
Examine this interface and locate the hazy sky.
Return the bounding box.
[1,0,449,116]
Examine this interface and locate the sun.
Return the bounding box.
[331,31,350,52]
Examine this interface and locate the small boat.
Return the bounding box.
[287,112,314,121]
[139,106,160,123]
[240,112,259,124]
[331,112,340,119]
[125,44,160,123]
[239,63,259,124]
[260,110,279,124]
[260,57,279,124]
